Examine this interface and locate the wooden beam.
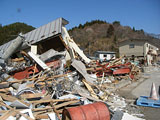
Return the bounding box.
[0,110,17,120]
[32,100,79,112]
[20,93,43,99]
[30,98,76,104]
[82,79,99,99]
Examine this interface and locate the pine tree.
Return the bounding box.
[0,22,35,45]
[113,21,120,26]
[107,25,114,38]
[133,27,136,32]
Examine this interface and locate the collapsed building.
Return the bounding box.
[0,18,145,120]
[0,18,90,66]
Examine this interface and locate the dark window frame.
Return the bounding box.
[103,54,107,57]
[129,44,135,48]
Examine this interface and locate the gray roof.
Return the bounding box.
[95,51,116,54]
[0,17,69,55]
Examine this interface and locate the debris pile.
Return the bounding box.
[0,50,142,119]
[0,18,143,120]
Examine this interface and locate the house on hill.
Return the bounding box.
[119,39,159,65]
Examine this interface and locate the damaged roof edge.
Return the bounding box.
[0,17,69,57]
[61,18,69,26]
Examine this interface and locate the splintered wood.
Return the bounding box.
[0,71,81,120]
[0,53,142,120]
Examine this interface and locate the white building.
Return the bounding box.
[94,51,116,61]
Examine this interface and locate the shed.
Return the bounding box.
[94,51,116,61]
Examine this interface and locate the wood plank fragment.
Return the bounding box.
[30,98,76,104]
[12,57,25,62]
[82,79,99,99]
[50,101,61,120]
[0,93,18,102]
[20,93,43,99]
[0,110,17,120]
[32,100,79,112]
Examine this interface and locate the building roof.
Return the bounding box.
[95,51,116,54]
[0,18,69,56]
[119,38,160,48]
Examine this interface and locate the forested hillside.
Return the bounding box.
[0,23,35,45]
[68,20,159,56]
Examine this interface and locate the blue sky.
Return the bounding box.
[0,0,160,34]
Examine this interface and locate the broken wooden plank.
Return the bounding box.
[54,100,80,109]
[0,93,18,102]
[82,79,99,99]
[0,88,10,93]
[12,57,25,62]
[0,82,9,89]
[77,90,101,102]
[6,73,68,84]
[0,110,17,120]
[20,93,43,99]
[32,100,79,112]
[0,109,34,120]
[0,93,30,107]
[50,101,61,120]
[35,114,49,119]
[16,111,34,120]
[29,98,76,104]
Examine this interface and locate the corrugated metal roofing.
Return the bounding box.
[0,17,68,57]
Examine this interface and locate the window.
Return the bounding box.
[129,44,135,48]
[95,54,99,57]
[104,54,107,57]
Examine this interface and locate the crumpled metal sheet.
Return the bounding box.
[71,59,96,83]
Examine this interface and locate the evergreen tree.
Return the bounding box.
[133,27,136,32]
[78,24,83,29]
[114,35,117,44]
[113,21,120,26]
[107,25,114,38]
[0,22,35,45]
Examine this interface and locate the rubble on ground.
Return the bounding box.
[0,24,146,120]
[0,50,144,119]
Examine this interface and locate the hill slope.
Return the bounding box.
[0,22,35,45]
[69,20,159,56]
